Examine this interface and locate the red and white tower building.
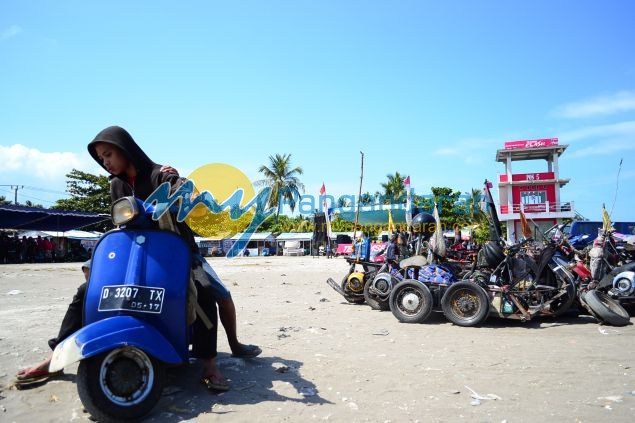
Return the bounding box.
[496,138,576,241]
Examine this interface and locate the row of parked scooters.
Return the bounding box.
[326,218,634,327]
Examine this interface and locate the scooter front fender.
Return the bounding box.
[50,315,184,373]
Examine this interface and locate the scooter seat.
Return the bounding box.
[399,255,428,269]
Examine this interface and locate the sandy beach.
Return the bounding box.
[1,256,635,423]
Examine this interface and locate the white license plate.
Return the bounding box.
[98,285,164,314]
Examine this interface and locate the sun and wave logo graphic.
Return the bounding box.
[145,163,275,257]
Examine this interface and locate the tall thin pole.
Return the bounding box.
[13,185,22,205]
[352,152,364,253]
[1,185,24,205]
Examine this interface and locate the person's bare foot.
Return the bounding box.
[16,357,52,380]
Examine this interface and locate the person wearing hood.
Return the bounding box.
[87,125,261,391]
[14,158,179,385]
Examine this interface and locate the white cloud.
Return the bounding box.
[0,25,22,41]
[431,137,498,168]
[554,121,635,158]
[551,91,635,119]
[568,138,635,158]
[556,120,635,142]
[0,144,86,179]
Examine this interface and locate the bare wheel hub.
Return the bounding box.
[401,292,420,312]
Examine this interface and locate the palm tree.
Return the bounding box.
[336,197,351,208]
[360,191,374,205]
[468,188,483,223]
[254,153,305,217]
[379,172,407,205]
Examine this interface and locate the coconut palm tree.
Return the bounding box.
[379,172,407,205]
[468,188,483,222]
[336,197,351,208]
[360,191,374,205]
[254,153,305,217]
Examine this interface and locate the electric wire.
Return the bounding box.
[609,158,623,217]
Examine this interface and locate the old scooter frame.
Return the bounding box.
[50,196,192,422]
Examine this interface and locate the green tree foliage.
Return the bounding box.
[467,188,483,224]
[254,154,305,217]
[257,213,309,235]
[379,172,407,204]
[0,195,43,207]
[336,197,351,208]
[471,216,494,245]
[23,200,44,208]
[330,215,355,232]
[52,169,112,232]
[409,186,494,241]
[360,192,374,205]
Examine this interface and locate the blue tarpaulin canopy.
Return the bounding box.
[0,204,109,231]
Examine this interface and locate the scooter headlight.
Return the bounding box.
[112,197,140,226]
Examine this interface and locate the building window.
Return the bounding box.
[521,190,546,205]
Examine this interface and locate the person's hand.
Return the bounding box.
[160,165,179,176]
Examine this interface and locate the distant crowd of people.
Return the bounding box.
[0,233,90,264]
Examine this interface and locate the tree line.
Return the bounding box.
[6,156,493,243]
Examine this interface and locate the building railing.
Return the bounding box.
[499,201,575,215]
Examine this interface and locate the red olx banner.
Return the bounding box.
[504,138,558,150]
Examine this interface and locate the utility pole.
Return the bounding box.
[12,185,23,205]
[0,185,24,205]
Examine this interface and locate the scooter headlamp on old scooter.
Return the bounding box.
[111,196,141,226]
[112,196,180,228]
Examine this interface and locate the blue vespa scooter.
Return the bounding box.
[49,196,201,422]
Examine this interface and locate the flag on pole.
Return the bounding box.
[387,209,395,233]
[428,202,446,259]
[519,210,532,239]
[320,183,332,239]
[403,176,412,228]
[483,179,501,241]
[602,205,613,232]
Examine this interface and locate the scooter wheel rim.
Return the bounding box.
[100,347,155,406]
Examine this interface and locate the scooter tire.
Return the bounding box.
[583,290,631,327]
[389,280,433,323]
[364,272,392,311]
[441,281,489,327]
[340,279,366,304]
[77,347,166,423]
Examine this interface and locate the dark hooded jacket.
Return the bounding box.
[88,126,198,252]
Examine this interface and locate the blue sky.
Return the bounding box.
[1,0,634,223]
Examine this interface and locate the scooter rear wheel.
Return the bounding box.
[77,346,165,423]
[389,280,433,323]
[364,272,393,311]
[441,281,489,327]
[340,278,366,304]
[583,290,631,327]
